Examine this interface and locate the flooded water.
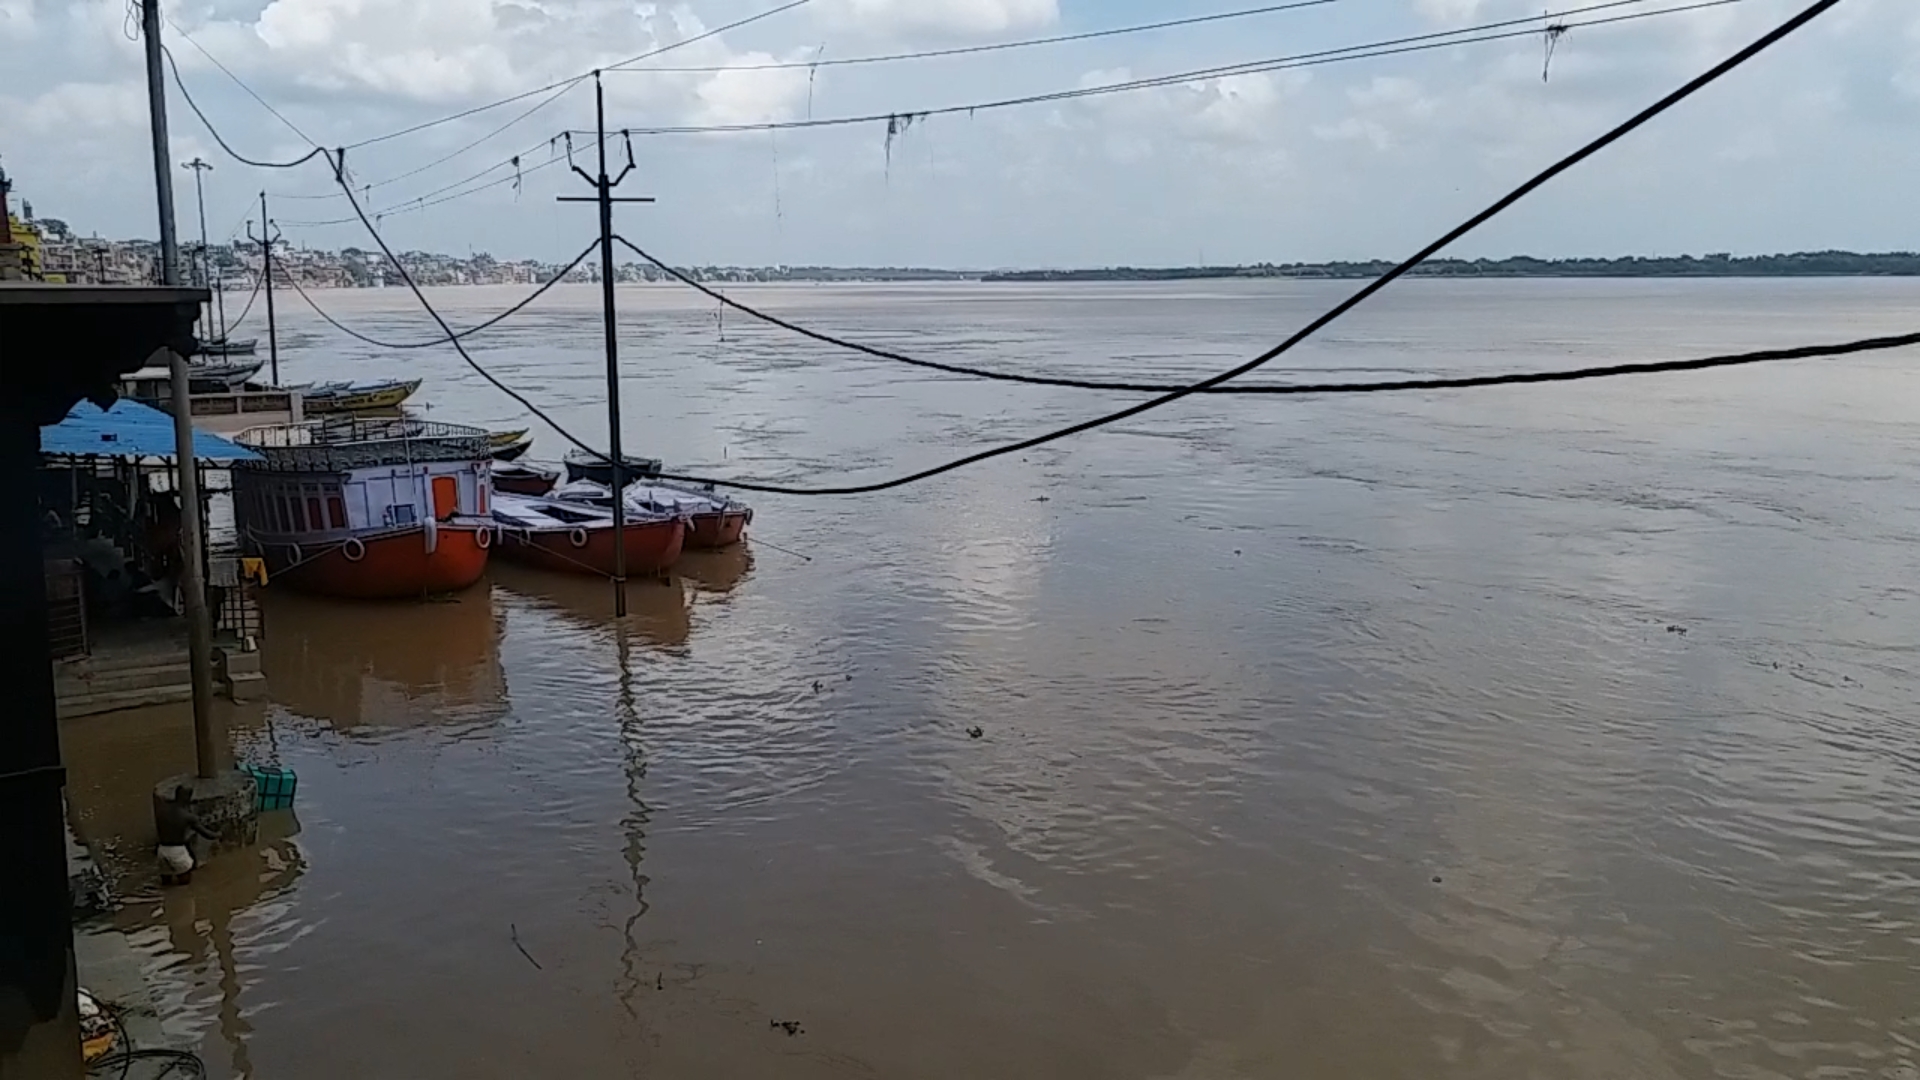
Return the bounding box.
[61,278,1920,1077]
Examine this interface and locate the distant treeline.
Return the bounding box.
[980,252,1920,283]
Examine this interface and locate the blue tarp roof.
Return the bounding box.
[40,399,260,463]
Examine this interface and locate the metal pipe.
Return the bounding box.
[595,72,629,618]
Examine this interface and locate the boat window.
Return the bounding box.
[327,496,346,530]
[291,496,307,532]
[308,497,325,531]
[276,495,293,532]
[391,503,417,526]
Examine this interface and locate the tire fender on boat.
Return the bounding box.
[569,527,589,548]
[423,517,439,555]
[287,542,303,567]
[341,537,366,562]
[474,527,492,550]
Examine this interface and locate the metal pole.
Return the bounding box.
[259,192,279,385]
[143,0,222,779]
[184,157,223,342]
[595,72,629,618]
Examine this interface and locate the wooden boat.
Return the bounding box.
[492,462,559,496]
[561,448,663,488]
[199,336,259,357]
[181,356,264,390]
[552,478,752,550]
[301,378,423,414]
[491,491,685,576]
[488,429,529,450]
[490,439,533,462]
[231,417,494,599]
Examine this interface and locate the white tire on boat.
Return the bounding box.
[474,528,492,550]
[341,537,366,562]
[569,527,589,548]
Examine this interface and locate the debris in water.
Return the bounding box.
[1431,875,1443,884]
[966,726,984,739]
[1666,625,1688,635]
[771,1020,805,1036]
[656,973,664,990]
[812,679,823,693]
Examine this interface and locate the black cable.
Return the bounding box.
[617,235,1418,394]
[606,0,1340,74]
[592,0,1737,137]
[161,45,325,169]
[618,0,1849,496]
[323,149,613,462]
[86,1048,208,1079]
[225,267,264,331]
[325,0,1851,500]
[165,17,319,147]
[273,239,598,348]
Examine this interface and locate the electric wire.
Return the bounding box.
[272,238,598,348]
[590,0,1744,137]
[161,45,325,169]
[324,0,1861,498]
[615,0,1853,496]
[322,148,616,462]
[604,0,1340,74]
[339,0,813,151]
[165,17,319,147]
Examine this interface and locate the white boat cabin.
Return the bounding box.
[237,461,491,539]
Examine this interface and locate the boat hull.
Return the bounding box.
[686,510,749,549]
[495,517,685,576]
[257,525,491,599]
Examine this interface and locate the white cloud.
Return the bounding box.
[812,0,1057,40]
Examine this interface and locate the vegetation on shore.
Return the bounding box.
[980,252,1920,283]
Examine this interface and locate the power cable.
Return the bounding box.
[339,0,813,152]
[322,148,614,460]
[260,0,1704,226]
[590,0,1740,137]
[605,0,1340,74]
[613,0,1850,496]
[165,17,319,147]
[272,238,598,348]
[161,45,325,169]
[327,0,1856,499]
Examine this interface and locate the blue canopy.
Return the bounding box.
[41,399,260,463]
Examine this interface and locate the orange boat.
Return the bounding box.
[551,479,751,550]
[490,491,685,576]
[233,417,495,599]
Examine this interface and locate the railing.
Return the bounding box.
[209,555,264,647]
[235,417,489,472]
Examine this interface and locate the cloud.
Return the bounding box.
[812,0,1057,40]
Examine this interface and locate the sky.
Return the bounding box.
[0,0,1914,267]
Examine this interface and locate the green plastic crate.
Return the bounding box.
[244,765,297,811]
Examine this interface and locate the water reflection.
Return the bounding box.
[677,545,754,597]
[489,562,692,647]
[61,700,308,1079]
[259,588,506,729]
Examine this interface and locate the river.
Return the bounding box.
[61,277,1920,1077]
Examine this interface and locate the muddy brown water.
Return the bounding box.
[61,279,1920,1077]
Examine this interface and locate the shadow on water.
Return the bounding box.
[488,560,694,648]
[62,701,309,1079]
[258,587,506,729]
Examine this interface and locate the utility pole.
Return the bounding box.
[558,71,653,618]
[249,193,281,385]
[141,0,221,780]
[182,157,225,343]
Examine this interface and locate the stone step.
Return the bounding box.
[57,683,193,720]
[56,662,191,698]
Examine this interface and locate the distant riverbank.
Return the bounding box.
[981,251,1920,283]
